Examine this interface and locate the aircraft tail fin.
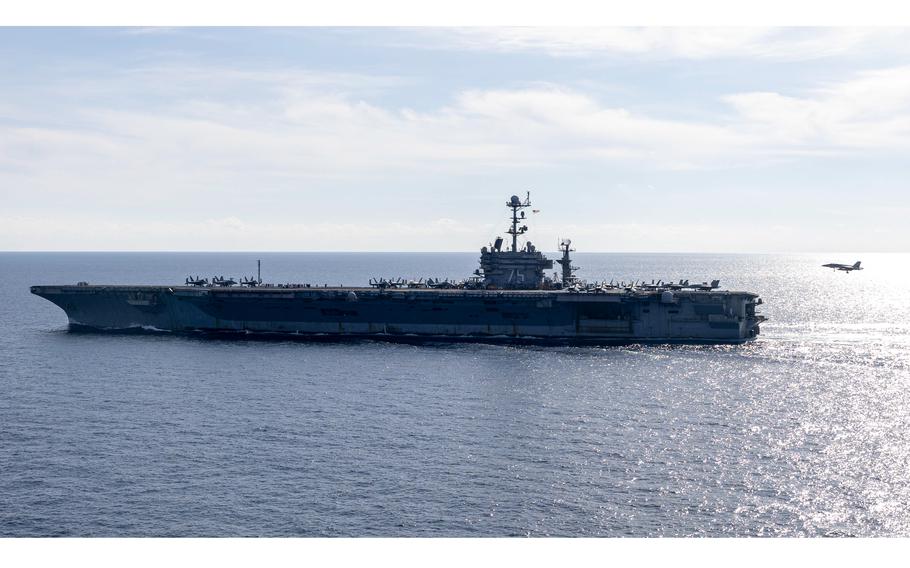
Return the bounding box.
[853,261,861,269]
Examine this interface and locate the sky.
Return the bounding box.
[1,26,909,252]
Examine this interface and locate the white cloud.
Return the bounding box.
[0,72,751,203]
[5,63,910,220]
[7,62,910,197]
[725,66,910,149]
[8,63,910,194]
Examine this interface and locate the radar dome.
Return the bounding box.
[510,195,521,205]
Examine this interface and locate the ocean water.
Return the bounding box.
[1,252,909,537]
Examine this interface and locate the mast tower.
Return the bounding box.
[556,239,579,284]
[506,192,532,253]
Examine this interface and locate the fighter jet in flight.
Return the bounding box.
[822,261,863,272]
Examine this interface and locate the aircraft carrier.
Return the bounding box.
[31,194,765,344]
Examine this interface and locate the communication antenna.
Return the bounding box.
[257,259,261,284]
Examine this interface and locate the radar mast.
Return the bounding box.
[506,192,532,253]
[556,239,579,284]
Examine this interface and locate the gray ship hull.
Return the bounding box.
[31,285,763,345]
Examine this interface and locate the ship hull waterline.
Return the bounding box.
[32,285,764,346]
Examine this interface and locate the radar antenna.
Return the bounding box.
[506,191,532,252]
[556,238,579,284]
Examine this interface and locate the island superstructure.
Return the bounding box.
[31,193,765,344]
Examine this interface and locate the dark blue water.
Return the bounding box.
[2,252,909,536]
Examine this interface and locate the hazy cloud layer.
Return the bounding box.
[5,63,910,185]
[1,27,909,251]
